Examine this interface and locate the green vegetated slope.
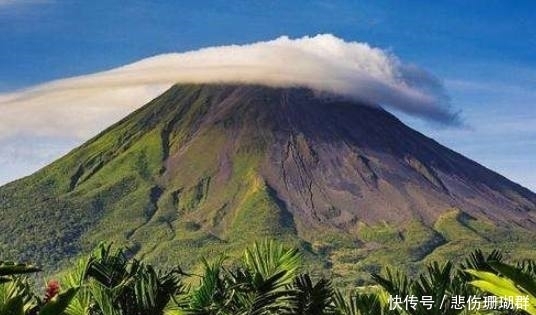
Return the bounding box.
[1,83,536,287]
[0,85,302,271]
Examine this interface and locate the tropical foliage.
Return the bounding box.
[1,242,536,315]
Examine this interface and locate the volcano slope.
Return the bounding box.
[1,84,536,285]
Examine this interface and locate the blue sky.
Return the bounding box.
[0,0,535,190]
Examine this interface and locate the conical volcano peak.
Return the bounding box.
[1,83,535,282]
[144,83,393,144]
[55,82,536,231]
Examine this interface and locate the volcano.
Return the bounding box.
[1,84,535,284]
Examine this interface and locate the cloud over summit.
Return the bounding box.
[105,34,459,124]
[0,34,461,184]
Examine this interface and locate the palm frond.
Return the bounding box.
[243,240,301,287]
[286,274,334,315]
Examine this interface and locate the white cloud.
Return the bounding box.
[0,135,77,182]
[0,34,460,184]
[0,0,50,5]
[0,84,170,139]
[0,0,18,5]
[0,0,51,8]
[0,34,459,139]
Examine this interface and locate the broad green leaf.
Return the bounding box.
[0,296,25,315]
[39,287,79,315]
[0,263,41,276]
[489,260,536,297]
[467,269,536,315]
[469,279,521,297]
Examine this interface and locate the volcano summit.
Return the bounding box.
[1,84,535,284]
